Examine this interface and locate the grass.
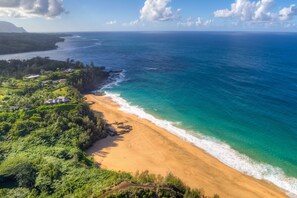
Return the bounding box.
[53,87,69,96]
[0,87,20,102]
[0,94,4,102]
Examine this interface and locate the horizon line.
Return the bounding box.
[15,30,297,34]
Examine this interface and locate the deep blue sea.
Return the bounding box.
[1,32,297,195]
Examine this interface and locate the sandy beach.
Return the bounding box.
[85,94,287,198]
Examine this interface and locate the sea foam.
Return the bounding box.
[104,92,297,197]
[101,70,126,90]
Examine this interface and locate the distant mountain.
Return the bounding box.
[0,21,26,33]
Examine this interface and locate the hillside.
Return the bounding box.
[0,33,68,55]
[0,21,26,33]
[0,57,217,198]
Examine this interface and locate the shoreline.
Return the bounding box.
[0,33,69,56]
[85,94,287,198]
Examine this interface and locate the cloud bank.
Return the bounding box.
[106,20,117,25]
[214,0,297,23]
[140,0,179,22]
[178,17,212,27]
[0,0,66,18]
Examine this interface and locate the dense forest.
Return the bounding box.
[0,57,218,197]
[0,57,110,92]
[0,33,68,55]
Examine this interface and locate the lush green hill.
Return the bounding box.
[0,33,68,55]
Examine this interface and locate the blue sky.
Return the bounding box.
[0,0,297,32]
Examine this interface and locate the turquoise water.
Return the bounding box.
[1,32,296,195]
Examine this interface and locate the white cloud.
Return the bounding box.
[130,19,139,25]
[214,0,297,23]
[178,17,212,27]
[122,20,139,26]
[122,0,180,27]
[0,0,65,18]
[140,0,179,21]
[279,4,297,21]
[106,20,117,25]
[214,0,275,21]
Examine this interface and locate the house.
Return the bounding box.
[42,80,50,85]
[9,106,19,111]
[45,96,70,105]
[25,75,40,80]
[45,99,54,105]
[63,69,75,73]
[52,79,67,84]
[56,96,70,103]
[58,79,67,83]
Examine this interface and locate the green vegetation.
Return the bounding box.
[0,57,218,197]
[0,33,68,55]
[105,171,219,198]
[0,57,108,92]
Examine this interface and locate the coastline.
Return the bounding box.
[0,33,69,55]
[1,31,295,197]
[85,94,287,198]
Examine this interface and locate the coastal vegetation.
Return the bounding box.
[0,57,218,198]
[0,33,68,55]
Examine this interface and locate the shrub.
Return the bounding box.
[9,120,37,137]
[164,173,187,194]
[134,170,157,184]
[184,188,203,198]
[0,155,37,188]
[0,122,11,135]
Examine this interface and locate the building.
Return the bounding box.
[63,69,75,73]
[52,79,67,84]
[45,96,70,105]
[42,80,50,85]
[9,106,19,111]
[58,79,67,83]
[56,96,70,103]
[25,75,40,80]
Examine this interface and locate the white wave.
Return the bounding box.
[145,67,158,70]
[68,35,81,39]
[104,92,297,197]
[101,70,126,90]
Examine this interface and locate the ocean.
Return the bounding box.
[1,32,296,196]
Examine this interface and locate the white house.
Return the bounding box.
[45,96,70,105]
[25,75,40,79]
[63,69,75,73]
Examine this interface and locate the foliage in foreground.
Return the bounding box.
[106,171,219,198]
